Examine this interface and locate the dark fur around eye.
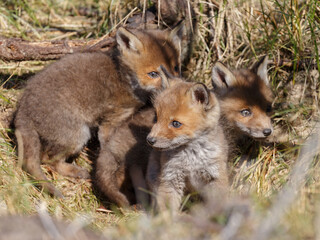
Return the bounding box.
[266,105,272,113]
[172,120,182,128]
[240,109,252,117]
[148,71,159,79]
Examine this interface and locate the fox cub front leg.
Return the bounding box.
[155,169,185,212]
[95,146,130,208]
[95,124,130,207]
[156,183,184,212]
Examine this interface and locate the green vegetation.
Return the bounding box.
[0,0,319,239]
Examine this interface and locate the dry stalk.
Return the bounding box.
[251,122,320,240]
[212,0,226,60]
[316,201,320,240]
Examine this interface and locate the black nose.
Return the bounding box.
[146,136,157,146]
[263,128,272,136]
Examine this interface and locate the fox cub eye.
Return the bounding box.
[266,105,272,113]
[172,120,182,128]
[147,71,159,79]
[174,65,179,73]
[240,109,252,117]
[153,114,157,123]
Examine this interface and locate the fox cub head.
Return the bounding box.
[211,56,273,139]
[147,67,220,150]
[116,25,183,92]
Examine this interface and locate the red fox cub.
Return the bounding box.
[211,56,273,142]
[95,107,155,208]
[146,68,229,212]
[94,22,191,208]
[14,27,182,198]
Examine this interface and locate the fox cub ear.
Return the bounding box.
[168,21,185,57]
[190,83,213,110]
[158,65,173,89]
[211,62,236,89]
[158,65,183,89]
[252,55,269,86]
[116,27,143,53]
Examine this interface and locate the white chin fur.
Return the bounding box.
[152,135,190,150]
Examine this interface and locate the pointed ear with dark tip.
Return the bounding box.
[252,55,269,85]
[169,20,185,54]
[211,62,237,89]
[116,27,144,54]
[158,65,174,89]
[191,83,213,110]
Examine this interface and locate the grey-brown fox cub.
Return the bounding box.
[146,69,229,212]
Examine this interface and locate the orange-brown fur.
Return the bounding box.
[211,56,273,143]
[93,23,191,208]
[94,107,155,207]
[14,27,182,198]
[147,81,218,147]
[146,74,228,212]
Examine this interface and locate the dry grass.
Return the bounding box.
[0,0,319,239]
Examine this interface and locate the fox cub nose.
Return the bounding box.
[263,128,272,136]
[147,136,157,146]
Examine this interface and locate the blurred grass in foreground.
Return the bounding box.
[0,0,319,239]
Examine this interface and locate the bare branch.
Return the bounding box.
[0,0,195,63]
[0,36,115,62]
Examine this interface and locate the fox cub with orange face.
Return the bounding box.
[14,27,182,198]
[211,56,273,142]
[146,69,228,212]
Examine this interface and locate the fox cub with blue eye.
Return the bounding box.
[146,67,229,212]
[14,27,182,198]
[211,56,273,144]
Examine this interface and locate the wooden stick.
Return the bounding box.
[0,36,115,62]
[0,0,195,62]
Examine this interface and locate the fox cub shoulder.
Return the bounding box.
[146,68,229,212]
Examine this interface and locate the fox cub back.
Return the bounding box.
[211,56,273,140]
[14,26,182,198]
[146,68,228,212]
